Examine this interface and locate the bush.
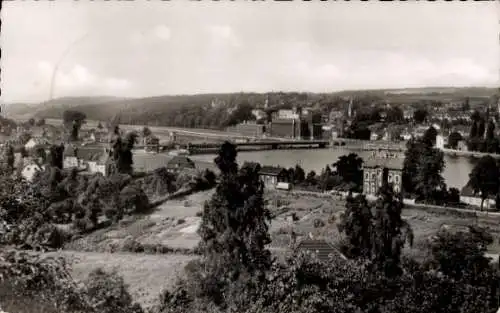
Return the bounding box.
[0,250,92,313]
[313,218,325,228]
[83,268,144,313]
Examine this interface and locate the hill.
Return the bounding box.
[4,86,497,127]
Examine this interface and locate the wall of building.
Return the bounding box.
[226,123,266,137]
[269,120,299,139]
[63,156,79,169]
[363,167,402,195]
[460,196,496,209]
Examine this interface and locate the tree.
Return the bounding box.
[97,122,103,130]
[469,120,478,139]
[477,119,486,138]
[333,153,363,190]
[414,147,446,202]
[421,126,438,147]
[427,227,494,286]
[462,97,470,111]
[109,132,137,175]
[305,170,317,186]
[447,131,463,149]
[467,156,500,211]
[49,144,65,169]
[4,144,14,171]
[196,142,272,306]
[371,185,413,277]
[413,109,428,124]
[62,110,86,142]
[338,194,373,259]
[293,164,305,184]
[486,120,495,141]
[319,165,333,192]
[471,110,481,123]
[142,127,152,138]
[402,138,421,195]
[447,188,460,204]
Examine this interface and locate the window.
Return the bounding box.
[365,172,369,180]
[394,174,400,183]
[388,174,393,182]
[371,173,376,181]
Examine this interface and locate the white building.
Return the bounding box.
[25,138,49,150]
[435,134,446,149]
[21,162,44,182]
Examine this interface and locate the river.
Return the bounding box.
[190,147,477,189]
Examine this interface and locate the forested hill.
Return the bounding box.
[4,87,497,128]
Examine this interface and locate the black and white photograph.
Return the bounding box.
[1,1,500,312]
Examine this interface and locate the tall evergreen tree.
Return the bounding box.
[477,119,486,138]
[338,194,373,259]
[486,120,495,141]
[371,185,413,277]
[196,141,272,305]
[470,121,478,139]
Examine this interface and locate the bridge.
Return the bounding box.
[135,139,331,154]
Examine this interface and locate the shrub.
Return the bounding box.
[0,250,92,313]
[83,268,144,313]
[313,218,325,228]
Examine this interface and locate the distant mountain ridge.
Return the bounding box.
[3,86,497,122]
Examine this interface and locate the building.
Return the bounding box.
[274,108,300,120]
[435,134,446,150]
[258,166,289,189]
[25,138,50,150]
[362,150,404,196]
[166,156,196,174]
[21,161,44,182]
[63,145,107,171]
[268,119,301,139]
[226,122,266,138]
[460,184,496,210]
[144,135,160,153]
[251,109,267,121]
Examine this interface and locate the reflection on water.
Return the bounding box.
[191,148,476,189]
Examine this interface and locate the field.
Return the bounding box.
[39,187,500,309]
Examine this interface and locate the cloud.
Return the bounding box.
[152,25,171,41]
[207,25,241,47]
[129,24,172,46]
[104,77,132,90]
[35,62,133,97]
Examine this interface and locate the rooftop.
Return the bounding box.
[363,157,404,170]
[166,156,196,170]
[259,165,286,176]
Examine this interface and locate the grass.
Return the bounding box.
[43,250,197,310]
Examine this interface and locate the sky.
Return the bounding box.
[1,1,499,103]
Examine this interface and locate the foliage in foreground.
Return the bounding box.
[0,250,143,313]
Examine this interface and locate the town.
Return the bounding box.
[2,2,500,313]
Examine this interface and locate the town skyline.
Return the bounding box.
[2,1,499,103]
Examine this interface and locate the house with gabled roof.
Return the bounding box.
[258,165,289,189]
[166,156,196,174]
[63,145,111,175]
[363,150,404,196]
